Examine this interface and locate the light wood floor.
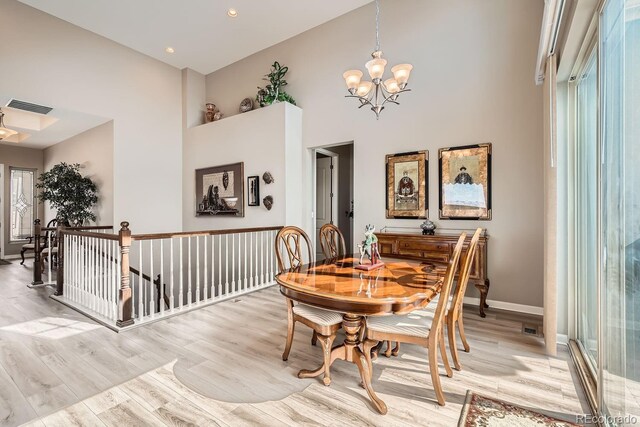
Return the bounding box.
[0,262,590,426]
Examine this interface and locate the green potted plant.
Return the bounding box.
[36,163,98,226]
[256,61,297,107]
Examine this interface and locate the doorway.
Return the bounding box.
[314,143,354,260]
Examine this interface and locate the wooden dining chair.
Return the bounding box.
[363,232,466,406]
[276,226,343,386]
[319,223,346,259]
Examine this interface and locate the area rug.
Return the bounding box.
[458,391,580,426]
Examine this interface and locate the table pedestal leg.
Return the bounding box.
[297,314,388,415]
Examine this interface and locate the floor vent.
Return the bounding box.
[6,99,53,115]
[523,325,540,336]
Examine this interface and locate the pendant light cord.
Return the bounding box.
[375,0,381,52]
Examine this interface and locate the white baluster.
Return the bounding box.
[231,233,235,294]
[47,231,52,284]
[170,238,175,311]
[261,231,265,285]
[160,239,165,315]
[243,233,247,292]
[196,235,200,303]
[218,234,222,297]
[210,234,215,298]
[117,243,122,321]
[139,238,144,319]
[203,234,208,301]
[187,236,192,306]
[150,240,155,316]
[250,232,254,288]
[179,237,184,309]
[225,234,229,295]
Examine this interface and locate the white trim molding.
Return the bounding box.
[464,297,543,316]
[535,0,566,84]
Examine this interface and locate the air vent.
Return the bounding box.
[522,324,541,336]
[6,99,53,115]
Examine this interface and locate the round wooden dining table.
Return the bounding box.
[276,255,443,415]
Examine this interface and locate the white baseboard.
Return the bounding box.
[463,296,543,316]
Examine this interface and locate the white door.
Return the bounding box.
[315,157,333,260]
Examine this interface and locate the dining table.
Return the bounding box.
[275,255,444,415]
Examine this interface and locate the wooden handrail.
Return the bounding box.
[42,225,113,232]
[61,229,119,240]
[131,225,283,241]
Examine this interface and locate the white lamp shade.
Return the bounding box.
[0,127,17,141]
[343,70,363,90]
[356,81,373,97]
[365,57,387,80]
[384,78,400,94]
[391,64,413,85]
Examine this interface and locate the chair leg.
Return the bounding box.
[439,328,453,378]
[20,249,26,265]
[458,314,470,352]
[282,317,295,361]
[391,342,400,356]
[317,334,336,386]
[447,314,462,371]
[384,341,392,357]
[428,344,446,406]
[311,330,318,346]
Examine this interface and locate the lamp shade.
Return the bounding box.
[391,64,413,86]
[0,110,17,141]
[365,57,387,80]
[356,81,373,97]
[343,70,363,91]
[384,78,400,94]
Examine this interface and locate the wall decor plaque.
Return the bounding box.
[385,151,428,219]
[195,162,244,217]
[248,176,260,206]
[439,143,492,220]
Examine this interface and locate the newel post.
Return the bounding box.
[55,224,65,296]
[117,221,134,327]
[32,219,43,285]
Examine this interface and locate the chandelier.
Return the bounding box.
[0,109,18,141]
[342,0,413,119]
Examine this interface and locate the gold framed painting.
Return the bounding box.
[386,151,428,219]
[439,143,492,220]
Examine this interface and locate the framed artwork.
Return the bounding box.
[385,150,428,219]
[195,162,244,217]
[248,176,260,206]
[439,143,492,220]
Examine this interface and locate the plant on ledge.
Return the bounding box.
[36,162,98,226]
[256,61,297,107]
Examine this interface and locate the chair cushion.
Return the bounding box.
[293,304,343,326]
[21,243,45,250]
[41,247,58,256]
[366,309,435,338]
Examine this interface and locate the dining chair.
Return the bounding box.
[275,226,343,386]
[21,218,57,265]
[319,223,346,259]
[363,232,466,406]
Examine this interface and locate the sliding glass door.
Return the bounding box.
[600,0,640,422]
[575,51,599,373]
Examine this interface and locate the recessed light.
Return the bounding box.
[227,8,238,18]
[165,47,175,54]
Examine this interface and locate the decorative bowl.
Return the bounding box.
[223,197,238,209]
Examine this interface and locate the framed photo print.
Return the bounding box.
[385,150,428,219]
[248,176,260,206]
[195,162,244,217]
[439,143,492,220]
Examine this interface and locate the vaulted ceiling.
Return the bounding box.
[18,0,373,75]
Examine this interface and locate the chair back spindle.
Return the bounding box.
[450,228,482,320]
[431,233,466,337]
[319,223,346,259]
[275,226,313,273]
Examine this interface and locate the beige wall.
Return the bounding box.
[43,121,114,226]
[0,145,44,256]
[206,0,545,308]
[1,0,183,234]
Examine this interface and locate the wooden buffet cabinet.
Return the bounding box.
[375,230,491,317]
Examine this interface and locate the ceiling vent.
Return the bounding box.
[6,99,53,115]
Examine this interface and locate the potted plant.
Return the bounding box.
[36,162,98,226]
[256,61,297,107]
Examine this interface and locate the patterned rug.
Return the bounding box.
[458,391,580,426]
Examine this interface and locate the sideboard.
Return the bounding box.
[375,230,490,317]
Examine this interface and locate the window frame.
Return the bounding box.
[8,167,37,243]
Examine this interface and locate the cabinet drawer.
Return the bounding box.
[399,241,450,253]
[396,249,450,263]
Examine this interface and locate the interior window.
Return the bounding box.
[10,168,35,241]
